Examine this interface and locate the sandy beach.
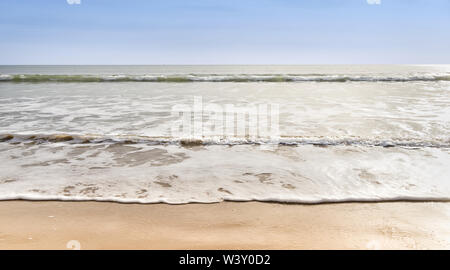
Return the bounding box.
[0,201,449,250]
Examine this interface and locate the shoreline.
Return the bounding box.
[1,201,449,250]
[2,198,450,205]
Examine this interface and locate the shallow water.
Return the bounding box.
[0,65,449,203]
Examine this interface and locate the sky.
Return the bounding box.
[0,0,449,64]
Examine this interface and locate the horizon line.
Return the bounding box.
[1,63,448,66]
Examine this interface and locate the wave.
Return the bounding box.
[1,133,449,205]
[1,133,448,148]
[1,74,450,83]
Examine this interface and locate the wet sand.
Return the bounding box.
[0,201,449,250]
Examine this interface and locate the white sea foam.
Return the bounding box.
[0,143,449,204]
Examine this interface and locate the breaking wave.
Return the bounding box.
[1,133,448,148]
[1,73,450,83]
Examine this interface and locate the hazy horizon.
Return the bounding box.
[1,64,450,67]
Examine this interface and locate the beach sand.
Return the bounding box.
[0,201,449,250]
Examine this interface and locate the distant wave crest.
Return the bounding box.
[1,73,450,83]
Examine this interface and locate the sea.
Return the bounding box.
[0,65,449,204]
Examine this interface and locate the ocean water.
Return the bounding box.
[0,65,449,204]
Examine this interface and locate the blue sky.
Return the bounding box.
[0,0,449,64]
